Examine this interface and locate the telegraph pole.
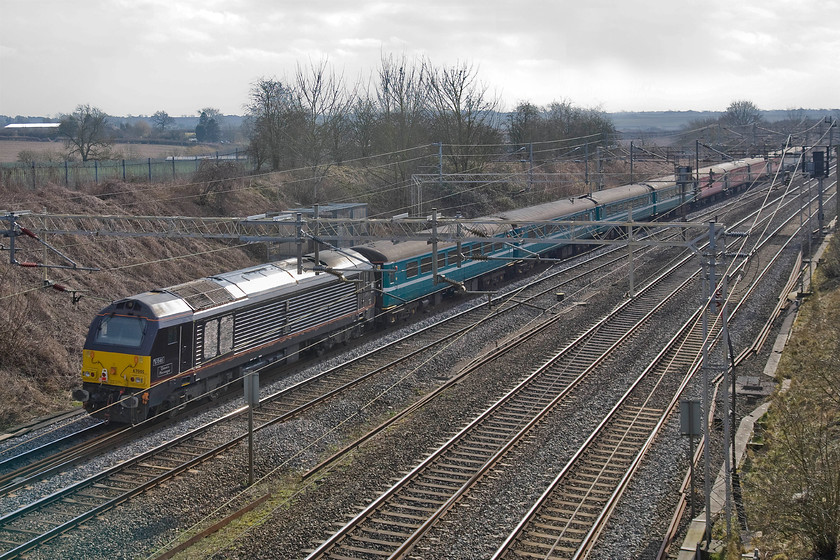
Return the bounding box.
[701,220,717,543]
[597,146,603,191]
[528,143,534,191]
[585,141,590,193]
[437,142,443,192]
[720,274,732,537]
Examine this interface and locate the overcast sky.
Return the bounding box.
[1,0,838,118]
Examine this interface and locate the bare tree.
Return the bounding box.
[722,99,763,126]
[151,110,175,132]
[348,84,379,159]
[246,77,293,171]
[58,104,111,161]
[288,59,354,201]
[197,107,223,121]
[426,59,501,173]
[375,53,431,178]
[507,101,541,149]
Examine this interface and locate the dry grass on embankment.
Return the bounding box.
[0,173,284,428]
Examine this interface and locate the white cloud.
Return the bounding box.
[725,30,776,49]
[0,0,837,115]
[338,38,382,49]
[187,46,290,64]
[0,44,18,57]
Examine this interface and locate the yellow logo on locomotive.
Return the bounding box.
[82,349,150,389]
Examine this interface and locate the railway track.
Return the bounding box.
[0,208,685,559]
[0,179,796,559]
[303,183,813,559]
[492,191,815,560]
[304,209,786,558]
[654,188,837,559]
[304,255,699,559]
[492,301,710,559]
[0,422,113,492]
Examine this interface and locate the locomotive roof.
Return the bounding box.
[117,249,370,318]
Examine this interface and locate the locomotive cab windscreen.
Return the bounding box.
[92,314,148,349]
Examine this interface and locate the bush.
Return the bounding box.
[192,160,246,212]
[818,234,840,285]
[17,149,66,164]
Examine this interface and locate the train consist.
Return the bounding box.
[73,157,776,423]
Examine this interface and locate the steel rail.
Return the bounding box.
[305,240,707,559]
[4,178,788,557]
[0,423,115,492]
[492,182,827,560]
[0,214,668,559]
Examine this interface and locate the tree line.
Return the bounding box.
[677,100,839,156]
[49,105,230,162]
[47,54,615,178]
[245,55,615,178]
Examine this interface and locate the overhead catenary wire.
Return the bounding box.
[5,119,825,301]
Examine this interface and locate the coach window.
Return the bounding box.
[406,261,419,278]
[447,249,459,266]
[437,252,446,270]
[420,256,432,274]
[472,245,482,259]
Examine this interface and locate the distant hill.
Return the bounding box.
[609,109,838,133]
[3,109,836,137]
[0,114,246,130]
[111,115,246,130]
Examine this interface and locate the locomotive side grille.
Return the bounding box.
[230,281,358,353]
[168,279,238,311]
[287,282,357,333]
[194,322,205,366]
[190,279,361,368]
[234,300,288,350]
